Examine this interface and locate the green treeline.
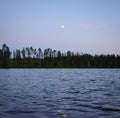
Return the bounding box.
[0,44,120,68]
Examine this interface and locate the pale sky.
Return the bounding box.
[0,0,120,54]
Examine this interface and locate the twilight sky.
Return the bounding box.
[0,0,120,54]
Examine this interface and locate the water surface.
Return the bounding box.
[0,69,120,118]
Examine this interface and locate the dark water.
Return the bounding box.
[0,69,120,118]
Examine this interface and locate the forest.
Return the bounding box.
[0,44,120,68]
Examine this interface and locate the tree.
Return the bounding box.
[30,47,34,58]
[16,49,21,59]
[52,50,57,57]
[0,49,3,67]
[57,50,61,57]
[26,47,31,58]
[67,51,71,57]
[2,44,10,58]
[1,44,10,67]
[44,48,52,57]
[21,48,26,59]
[0,44,120,68]
[38,48,42,58]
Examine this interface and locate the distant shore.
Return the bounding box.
[0,44,120,68]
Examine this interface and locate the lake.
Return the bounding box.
[0,69,120,118]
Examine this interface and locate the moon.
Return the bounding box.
[61,25,64,29]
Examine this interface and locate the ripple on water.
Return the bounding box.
[0,69,120,118]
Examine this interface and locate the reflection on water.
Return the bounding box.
[0,69,120,118]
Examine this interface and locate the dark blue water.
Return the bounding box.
[0,69,120,118]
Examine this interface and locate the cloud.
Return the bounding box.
[81,23,93,30]
[81,21,112,30]
[97,21,112,29]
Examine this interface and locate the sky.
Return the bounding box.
[0,0,120,54]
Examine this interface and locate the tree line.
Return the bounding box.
[0,44,120,68]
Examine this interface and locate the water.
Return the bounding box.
[0,69,120,118]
